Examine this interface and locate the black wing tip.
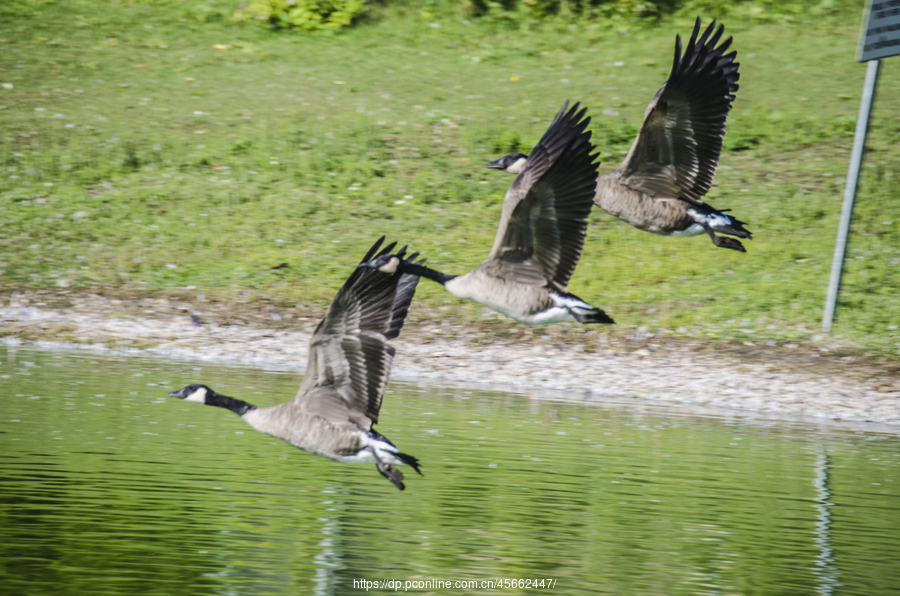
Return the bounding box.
[550,99,589,130]
[693,15,704,33]
[674,17,736,68]
[360,235,402,265]
[561,99,590,127]
[361,235,386,263]
[404,251,424,266]
[359,237,408,268]
[380,240,398,258]
[350,237,420,326]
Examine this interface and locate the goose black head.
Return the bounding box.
[169,384,212,404]
[361,254,402,274]
[487,152,529,174]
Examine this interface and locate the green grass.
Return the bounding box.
[0,0,898,356]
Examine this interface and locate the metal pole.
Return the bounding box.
[822,59,880,333]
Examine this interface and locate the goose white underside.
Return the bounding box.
[445,276,593,325]
[514,293,594,325]
[335,433,408,466]
[670,208,736,237]
[669,222,705,237]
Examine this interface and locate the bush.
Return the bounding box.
[228,0,859,32]
[463,0,858,23]
[232,0,368,30]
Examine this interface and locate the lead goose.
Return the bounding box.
[489,19,750,252]
[369,101,612,326]
[169,237,423,490]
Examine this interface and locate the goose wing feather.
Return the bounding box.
[617,17,739,205]
[488,101,598,291]
[385,253,424,341]
[293,238,420,429]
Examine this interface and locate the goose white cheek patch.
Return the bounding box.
[507,157,527,174]
[377,257,399,274]
[184,387,207,403]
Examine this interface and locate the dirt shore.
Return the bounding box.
[2,289,898,430]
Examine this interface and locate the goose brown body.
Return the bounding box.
[169,237,423,490]
[488,19,750,251]
[383,101,613,326]
[594,17,750,251]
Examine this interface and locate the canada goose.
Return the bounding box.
[489,19,749,252]
[367,101,612,326]
[168,237,423,490]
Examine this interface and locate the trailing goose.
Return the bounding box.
[168,237,424,490]
[367,101,612,326]
[489,18,750,252]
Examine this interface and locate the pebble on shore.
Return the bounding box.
[1,292,898,431]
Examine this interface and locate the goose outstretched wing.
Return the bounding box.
[488,101,599,292]
[294,237,421,428]
[617,18,740,205]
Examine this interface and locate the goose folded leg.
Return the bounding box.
[369,448,407,491]
[683,205,751,252]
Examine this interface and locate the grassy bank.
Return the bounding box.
[0,1,898,356]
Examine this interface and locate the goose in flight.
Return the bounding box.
[169,237,423,490]
[489,18,749,252]
[367,101,612,325]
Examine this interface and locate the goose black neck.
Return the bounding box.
[208,391,257,416]
[402,262,457,286]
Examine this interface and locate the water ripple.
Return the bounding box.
[1,348,898,595]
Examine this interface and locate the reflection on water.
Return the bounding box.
[1,347,898,595]
[813,450,839,596]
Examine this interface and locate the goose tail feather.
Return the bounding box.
[571,308,616,325]
[394,451,423,476]
[555,292,615,325]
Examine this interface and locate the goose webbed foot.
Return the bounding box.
[375,462,406,491]
[705,227,747,253]
[370,448,406,490]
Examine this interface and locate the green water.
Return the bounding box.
[0,347,898,595]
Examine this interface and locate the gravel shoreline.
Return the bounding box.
[2,291,898,431]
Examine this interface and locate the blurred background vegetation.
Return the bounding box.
[0,0,897,357]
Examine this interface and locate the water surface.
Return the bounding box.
[1,347,898,595]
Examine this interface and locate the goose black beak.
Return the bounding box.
[486,158,505,169]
